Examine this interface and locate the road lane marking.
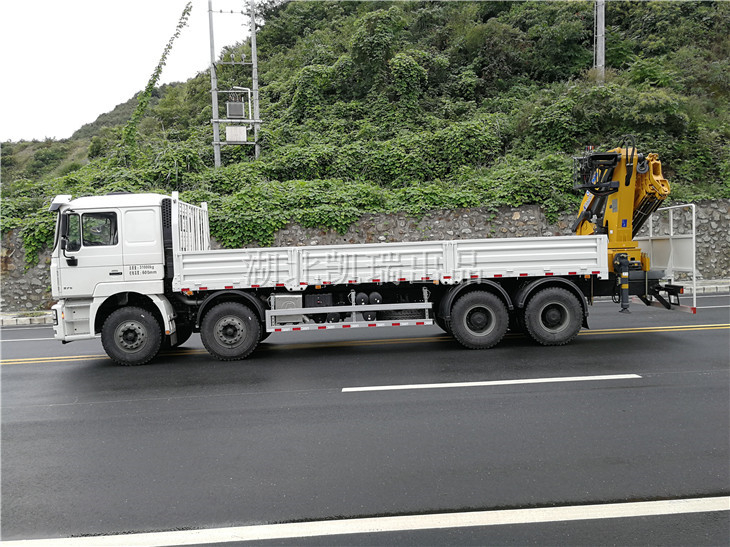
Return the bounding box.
[0,350,208,366]
[579,324,729,335]
[3,496,728,547]
[2,324,728,366]
[342,374,642,393]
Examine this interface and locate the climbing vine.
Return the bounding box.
[121,2,193,165]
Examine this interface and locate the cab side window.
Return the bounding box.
[82,212,118,247]
[67,214,81,252]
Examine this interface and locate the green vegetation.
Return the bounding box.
[2,0,729,266]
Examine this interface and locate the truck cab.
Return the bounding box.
[49,193,175,343]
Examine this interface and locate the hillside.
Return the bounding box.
[2,0,729,264]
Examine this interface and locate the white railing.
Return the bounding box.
[171,192,210,252]
[635,203,696,309]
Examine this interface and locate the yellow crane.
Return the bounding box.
[573,135,673,311]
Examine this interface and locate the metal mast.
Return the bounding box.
[249,0,261,158]
[208,0,222,167]
[208,0,261,168]
[594,0,605,84]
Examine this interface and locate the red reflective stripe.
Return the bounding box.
[323,281,331,285]
[342,325,351,328]
[372,279,381,282]
[348,280,357,284]
[181,288,189,292]
[199,287,208,290]
[494,274,503,278]
[293,327,301,331]
[225,285,234,289]
[592,271,601,275]
[568,272,577,275]
[300,282,308,286]
[275,328,282,332]
[318,326,327,330]
[545,273,553,277]
[519,273,528,277]
[416,322,424,325]
[421,277,430,281]
[398,278,406,282]
[276,283,285,287]
[392,322,401,326]
[368,323,377,327]
[471,275,479,279]
[443,276,452,279]
[252,284,260,288]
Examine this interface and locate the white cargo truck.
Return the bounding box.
[47,143,690,365]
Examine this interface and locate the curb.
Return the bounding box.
[0,314,54,327]
[685,284,730,295]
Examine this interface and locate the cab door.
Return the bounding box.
[122,207,164,282]
[58,210,123,297]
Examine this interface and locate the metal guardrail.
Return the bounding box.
[636,203,697,309]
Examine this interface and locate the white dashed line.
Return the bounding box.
[342,374,642,393]
[3,497,728,546]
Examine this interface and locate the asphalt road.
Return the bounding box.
[2,294,729,545]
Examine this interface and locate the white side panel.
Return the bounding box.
[453,236,606,277]
[176,248,292,288]
[122,207,164,280]
[172,235,609,291]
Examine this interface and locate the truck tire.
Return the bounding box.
[101,306,162,366]
[523,287,582,346]
[450,291,508,349]
[200,302,260,361]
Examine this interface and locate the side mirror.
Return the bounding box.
[59,233,77,266]
[60,213,68,237]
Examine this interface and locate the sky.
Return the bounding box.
[0,0,253,142]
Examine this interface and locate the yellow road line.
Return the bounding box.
[1,324,727,366]
[0,349,207,366]
[580,324,729,336]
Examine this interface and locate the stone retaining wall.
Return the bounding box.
[2,200,727,311]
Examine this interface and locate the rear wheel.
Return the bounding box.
[523,287,582,346]
[200,302,260,361]
[450,291,508,349]
[101,306,162,366]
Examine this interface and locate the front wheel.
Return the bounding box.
[450,291,508,349]
[523,287,582,346]
[101,306,162,366]
[200,302,260,361]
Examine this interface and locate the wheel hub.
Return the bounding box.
[465,306,494,335]
[115,321,146,352]
[540,303,569,332]
[215,317,245,347]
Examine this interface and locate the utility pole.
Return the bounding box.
[594,0,605,84]
[208,0,222,167]
[208,0,261,168]
[249,0,261,158]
